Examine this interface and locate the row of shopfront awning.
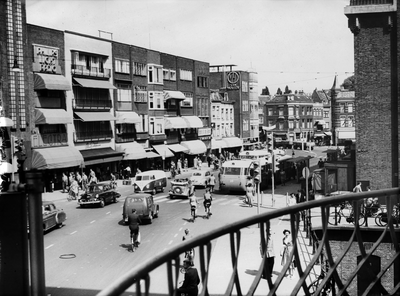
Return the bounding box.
[30,136,244,170]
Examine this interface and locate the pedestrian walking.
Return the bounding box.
[177,159,182,174]
[281,229,294,278]
[184,158,188,172]
[197,158,202,170]
[62,172,68,193]
[208,173,216,193]
[82,172,88,191]
[261,231,275,278]
[353,182,362,193]
[193,157,198,170]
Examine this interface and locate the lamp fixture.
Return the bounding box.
[11,57,21,72]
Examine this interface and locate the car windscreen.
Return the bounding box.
[127,197,143,203]
[136,176,150,181]
[223,167,241,175]
[192,172,202,176]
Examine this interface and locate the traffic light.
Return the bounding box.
[267,132,274,154]
[253,161,261,183]
[272,154,280,173]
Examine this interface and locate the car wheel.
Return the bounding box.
[99,199,105,208]
[152,189,157,195]
[154,209,159,218]
[57,223,63,229]
[148,213,153,224]
[113,197,117,203]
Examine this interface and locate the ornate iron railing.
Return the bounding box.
[97,189,400,296]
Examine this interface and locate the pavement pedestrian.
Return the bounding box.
[177,159,182,174]
[62,172,68,193]
[184,158,188,171]
[197,158,202,170]
[261,231,275,279]
[82,172,88,191]
[245,176,255,207]
[194,157,198,170]
[288,193,297,206]
[280,170,286,186]
[353,182,362,193]
[208,173,216,193]
[124,165,131,179]
[281,229,294,278]
[177,258,200,296]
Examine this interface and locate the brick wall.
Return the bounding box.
[353,13,394,189]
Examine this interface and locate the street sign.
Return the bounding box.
[302,167,310,178]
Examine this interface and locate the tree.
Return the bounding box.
[341,75,355,91]
[261,86,270,95]
[277,88,282,95]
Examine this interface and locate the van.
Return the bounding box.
[132,170,167,195]
[122,193,159,224]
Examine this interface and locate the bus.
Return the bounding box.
[239,149,286,163]
[219,159,270,193]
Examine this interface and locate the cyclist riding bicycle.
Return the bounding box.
[128,208,142,250]
[188,190,199,222]
[203,188,213,218]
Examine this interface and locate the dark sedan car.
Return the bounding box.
[123,193,159,224]
[78,183,121,208]
[42,201,66,232]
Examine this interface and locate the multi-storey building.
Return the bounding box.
[263,93,314,144]
[1,1,211,188]
[209,65,254,156]
[332,88,355,146]
[248,71,260,149]
[311,89,332,146]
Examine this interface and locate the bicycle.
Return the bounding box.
[191,205,197,222]
[375,203,400,226]
[131,232,140,252]
[67,188,78,201]
[328,201,364,226]
[307,260,332,296]
[204,201,212,219]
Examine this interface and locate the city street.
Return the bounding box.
[42,148,329,295]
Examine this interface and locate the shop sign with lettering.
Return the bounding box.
[32,44,61,74]
[198,127,212,136]
[227,71,240,90]
[31,133,67,148]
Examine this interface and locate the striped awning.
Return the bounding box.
[73,78,116,89]
[181,140,207,155]
[116,112,141,124]
[152,144,174,158]
[31,146,84,170]
[164,90,186,101]
[117,142,147,160]
[164,117,188,129]
[34,73,71,91]
[35,108,72,125]
[222,137,243,148]
[182,116,203,128]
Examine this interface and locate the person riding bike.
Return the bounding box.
[128,208,142,250]
[188,190,199,222]
[203,188,213,218]
[110,172,117,189]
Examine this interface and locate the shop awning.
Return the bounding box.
[152,144,174,158]
[181,140,207,155]
[0,116,14,127]
[164,90,186,101]
[31,146,84,170]
[211,139,228,150]
[80,147,124,166]
[73,78,116,89]
[314,120,326,126]
[222,137,243,148]
[75,112,117,122]
[324,131,332,136]
[164,117,188,129]
[182,116,203,128]
[116,111,141,124]
[117,142,147,160]
[146,151,161,158]
[167,144,188,153]
[35,108,72,125]
[34,73,71,91]
[337,131,355,139]
[285,156,312,163]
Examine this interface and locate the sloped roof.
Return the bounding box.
[269,93,313,103]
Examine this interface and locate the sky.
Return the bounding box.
[26,0,354,94]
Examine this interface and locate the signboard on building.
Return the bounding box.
[227,71,240,90]
[32,45,61,74]
[31,133,67,148]
[198,127,212,137]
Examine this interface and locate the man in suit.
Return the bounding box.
[177,258,200,296]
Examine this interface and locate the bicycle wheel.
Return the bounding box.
[307,280,320,295]
[351,212,365,226]
[328,212,340,225]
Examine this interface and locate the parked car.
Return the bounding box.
[78,182,121,208]
[169,178,195,199]
[190,170,211,188]
[133,170,167,195]
[42,201,66,232]
[122,193,159,224]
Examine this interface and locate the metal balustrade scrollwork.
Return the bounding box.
[97,189,400,296]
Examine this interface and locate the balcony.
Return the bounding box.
[97,189,400,296]
[344,0,396,14]
[71,64,111,78]
[73,130,112,142]
[73,98,112,110]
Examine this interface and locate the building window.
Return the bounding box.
[135,114,148,133]
[288,120,294,129]
[340,115,346,127]
[116,84,132,111]
[133,62,147,76]
[197,96,209,117]
[279,122,284,130]
[180,69,193,81]
[181,92,193,107]
[242,100,249,112]
[268,108,273,116]
[243,120,249,131]
[339,103,345,113]
[288,107,294,116]
[149,117,164,135]
[279,108,284,116]
[242,81,248,92]
[115,59,130,74]
[148,91,164,110]
[347,103,353,113]
[197,76,208,88]
[348,115,355,127]
[163,69,170,80]
[170,70,176,81]
[148,64,163,84]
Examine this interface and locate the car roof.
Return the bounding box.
[42,201,54,206]
[126,193,152,199]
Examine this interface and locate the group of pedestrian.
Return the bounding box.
[62,169,98,194]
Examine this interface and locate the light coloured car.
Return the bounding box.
[189,170,211,188]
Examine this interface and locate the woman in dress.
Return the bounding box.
[281,229,294,278]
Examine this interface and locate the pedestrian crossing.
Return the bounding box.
[153,195,244,206]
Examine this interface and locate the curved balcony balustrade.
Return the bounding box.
[97,189,400,296]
